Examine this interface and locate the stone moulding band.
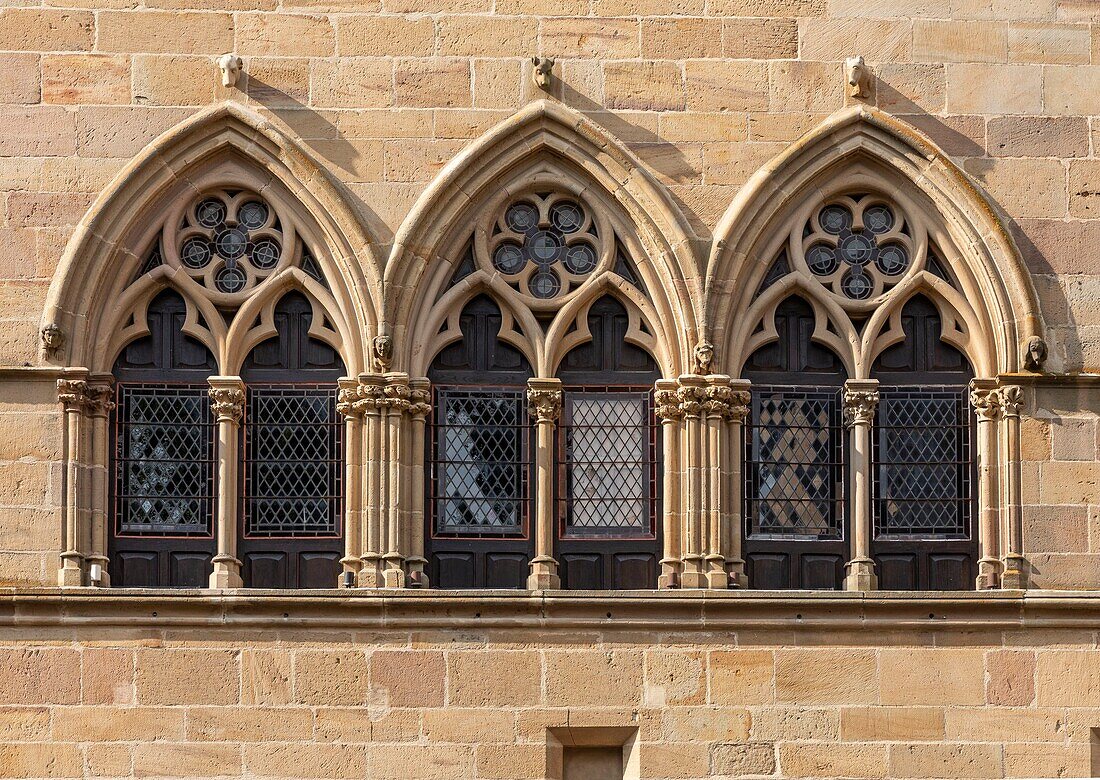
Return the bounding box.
[3,590,1100,631]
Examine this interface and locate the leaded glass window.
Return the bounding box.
[560,389,656,539]
[430,388,529,537]
[243,385,342,538]
[873,387,972,538]
[744,387,845,539]
[114,383,215,536]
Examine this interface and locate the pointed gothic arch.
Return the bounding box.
[706,105,1044,379]
[43,101,382,375]
[384,99,703,379]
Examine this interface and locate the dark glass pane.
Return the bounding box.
[744,387,844,539]
[115,384,215,536]
[561,390,655,539]
[873,386,971,538]
[431,388,528,537]
[243,385,342,538]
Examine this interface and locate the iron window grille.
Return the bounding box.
[558,387,658,540]
[873,386,973,539]
[429,387,530,538]
[744,386,845,540]
[242,384,343,539]
[113,383,216,537]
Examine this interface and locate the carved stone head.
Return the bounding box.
[40,323,64,358]
[217,53,243,88]
[1024,335,1048,371]
[372,334,393,370]
[845,55,867,98]
[692,341,714,375]
[531,57,554,90]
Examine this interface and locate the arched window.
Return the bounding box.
[102,180,358,590]
[742,296,848,590]
[735,191,984,592]
[238,291,346,589]
[426,295,535,589]
[870,295,976,590]
[556,296,661,590]
[110,289,218,588]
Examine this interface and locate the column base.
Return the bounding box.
[1000,555,1028,589]
[725,557,748,589]
[680,555,707,589]
[843,558,877,592]
[382,554,406,589]
[405,557,430,589]
[86,554,111,587]
[58,551,84,587]
[209,555,243,589]
[358,554,383,588]
[976,557,1004,590]
[658,557,682,589]
[527,556,560,590]
[705,554,727,589]
[339,556,359,588]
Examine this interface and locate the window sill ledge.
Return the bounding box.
[1,587,1099,632]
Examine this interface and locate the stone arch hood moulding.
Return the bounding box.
[43,100,383,370]
[706,104,1044,376]
[383,98,705,376]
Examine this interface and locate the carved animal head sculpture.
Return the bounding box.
[845,55,868,98]
[217,53,243,88]
[531,57,554,90]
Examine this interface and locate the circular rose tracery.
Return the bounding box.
[173,188,286,296]
[799,194,916,303]
[486,193,602,301]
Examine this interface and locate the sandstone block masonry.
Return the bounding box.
[0,0,1097,777]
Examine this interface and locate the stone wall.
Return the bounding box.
[0,2,1097,776]
[0,0,1096,589]
[0,593,1098,779]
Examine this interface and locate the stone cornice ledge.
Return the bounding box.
[2,589,1100,632]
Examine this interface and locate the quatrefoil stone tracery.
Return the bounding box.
[481,192,608,305]
[798,194,919,304]
[172,188,289,297]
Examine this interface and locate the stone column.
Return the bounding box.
[654,380,683,589]
[703,375,732,588]
[337,378,364,587]
[970,379,1003,590]
[725,380,751,589]
[208,377,245,589]
[526,378,562,590]
[405,379,432,587]
[677,374,707,589]
[843,379,878,592]
[999,385,1027,589]
[382,373,410,588]
[57,373,89,587]
[85,377,115,587]
[358,374,386,587]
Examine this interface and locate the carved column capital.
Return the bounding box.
[377,372,410,414]
[337,378,363,418]
[85,385,115,418]
[969,380,1001,422]
[676,375,707,419]
[208,378,245,424]
[654,383,683,422]
[527,387,562,423]
[726,389,751,423]
[57,378,88,412]
[842,381,879,428]
[407,380,432,420]
[999,384,1024,418]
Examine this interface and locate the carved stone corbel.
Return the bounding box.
[845,55,869,99]
[532,56,554,91]
[41,323,65,361]
[216,53,243,88]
